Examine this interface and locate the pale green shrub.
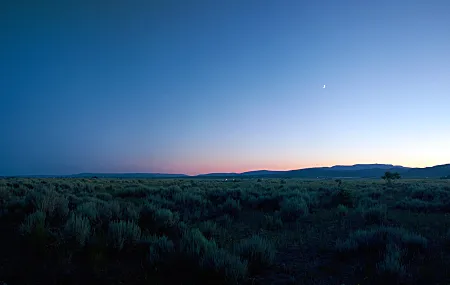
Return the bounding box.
[108,220,142,250]
[64,213,91,247]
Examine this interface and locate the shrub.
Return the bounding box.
[299,191,320,209]
[20,210,46,235]
[6,196,29,216]
[108,200,121,217]
[54,195,70,220]
[64,213,91,247]
[97,201,121,224]
[147,235,175,267]
[376,243,407,280]
[221,198,241,218]
[199,247,248,283]
[252,195,282,212]
[337,204,349,216]
[76,201,99,222]
[336,226,427,254]
[154,208,178,229]
[32,189,68,218]
[411,189,436,202]
[179,228,248,283]
[207,189,230,205]
[173,192,207,208]
[114,187,150,198]
[121,202,140,222]
[0,186,11,203]
[108,220,142,250]
[139,202,159,224]
[216,214,233,228]
[95,192,113,201]
[198,220,219,240]
[180,228,216,258]
[262,214,283,230]
[360,204,387,225]
[279,197,309,222]
[235,235,276,273]
[395,198,442,213]
[334,188,355,207]
[357,197,379,208]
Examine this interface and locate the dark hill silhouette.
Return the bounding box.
[4,164,450,179]
[202,164,449,179]
[196,173,239,177]
[402,164,450,178]
[70,173,188,178]
[328,164,406,171]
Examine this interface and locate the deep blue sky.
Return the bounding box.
[1,0,450,175]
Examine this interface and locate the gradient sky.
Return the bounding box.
[1,0,450,175]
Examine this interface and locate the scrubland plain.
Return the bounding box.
[1,178,450,285]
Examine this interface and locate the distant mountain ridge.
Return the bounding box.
[328,164,406,171]
[196,163,450,179]
[3,163,450,179]
[71,173,189,178]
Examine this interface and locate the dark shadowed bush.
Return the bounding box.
[95,192,113,201]
[198,220,219,240]
[199,247,248,284]
[357,196,380,208]
[20,210,46,235]
[235,234,276,273]
[221,198,241,218]
[108,220,142,251]
[114,186,150,198]
[177,228,248,283]
[376,243,408,281]
[120,202,140,222]
[395,197,444,213]
[76,201,99,222]
[97,200,121,225]
[337,204,349,216]
[31,188,69,220]
[262,213,283,230]
[154,208,179,229]
[333,188,355,208]
[146,234,175,267]
[336,226,427,255]
[251,195,282,212]
[279,197,309,222]
[360,204,388,225]
[180,228,216,258]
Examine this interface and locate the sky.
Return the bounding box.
[1,0,450,176]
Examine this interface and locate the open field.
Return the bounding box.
[1,178,450,285]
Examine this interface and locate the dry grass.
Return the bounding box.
[0,177,450,284]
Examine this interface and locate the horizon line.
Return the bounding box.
[2,162,449,177]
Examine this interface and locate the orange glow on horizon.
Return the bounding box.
[183,159,448,176]
[128,155,448,176]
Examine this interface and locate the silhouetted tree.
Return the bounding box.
[381,171,401,185]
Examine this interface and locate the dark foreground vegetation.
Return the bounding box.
[1,178,450,285]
